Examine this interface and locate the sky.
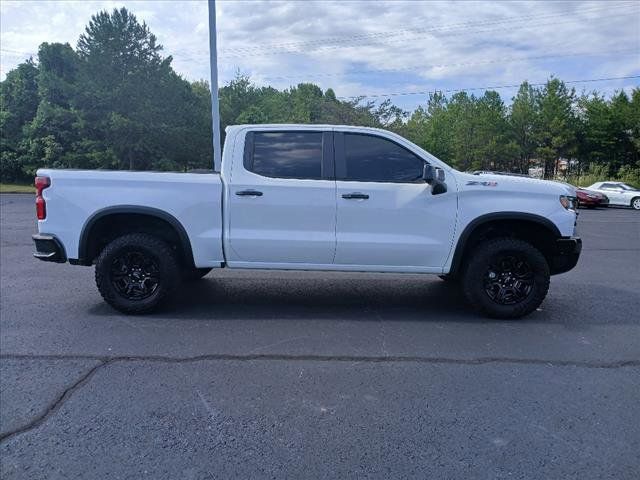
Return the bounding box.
[1,0,639,111]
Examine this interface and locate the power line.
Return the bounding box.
[219,2,638,55]
[337,75,640,100]
[260,50,639,82]
[217,9,639,59]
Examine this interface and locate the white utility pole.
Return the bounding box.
[208,0,222,171]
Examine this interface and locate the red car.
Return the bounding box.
[576,188,609,208]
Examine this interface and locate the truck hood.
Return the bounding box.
[454,172,576,197]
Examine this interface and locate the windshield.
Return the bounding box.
[619,183,639,191]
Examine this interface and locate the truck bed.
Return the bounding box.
[36,169,225,267]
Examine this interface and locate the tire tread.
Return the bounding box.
[461,237,550,319]
[95,233,179,314]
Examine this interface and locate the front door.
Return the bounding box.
[227,130,336,265]
[599,183,625,204]
[333,132,457,271]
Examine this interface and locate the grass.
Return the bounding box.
[0,183,34,193]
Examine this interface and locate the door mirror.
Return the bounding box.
[422,164,435,184]
[422,164,447,195]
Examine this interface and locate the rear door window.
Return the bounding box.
[245,131,323,180]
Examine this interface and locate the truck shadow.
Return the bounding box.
[154,274,486,322]
[85,271,640,325]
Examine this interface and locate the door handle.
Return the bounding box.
[342,193,369,200]
[236,189,263,196]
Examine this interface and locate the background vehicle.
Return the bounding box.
[576,188,609,208]
[32,125,581,319]
[586,182,640,209]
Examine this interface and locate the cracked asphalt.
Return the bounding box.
[1,193,639,479]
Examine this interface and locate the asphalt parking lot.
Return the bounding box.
[1,193,639,479]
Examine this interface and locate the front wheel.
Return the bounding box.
[95,233,180,314]
[631,197,640,210]
[461,238,550,319]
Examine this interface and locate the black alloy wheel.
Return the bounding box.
[461,237,550,319]
[95,233,180,314]
[483,254,534,305]
[110,250,160,300]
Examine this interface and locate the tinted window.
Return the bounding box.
[343,133,424,183]
[249,132,322,179]
[600,183,617,190]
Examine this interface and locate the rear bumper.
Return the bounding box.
[32,234,67,263]
[549,236,582,275]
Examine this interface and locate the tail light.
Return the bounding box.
[35,176,51,220]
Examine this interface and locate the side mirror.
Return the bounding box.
[423,164,447,195]
[422,164,436,184]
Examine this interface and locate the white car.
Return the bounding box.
[32,124,582,318]
[586,182,640,210]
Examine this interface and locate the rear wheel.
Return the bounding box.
[631,197,640,210]
[461,237,550,319]
[95,233,180,314]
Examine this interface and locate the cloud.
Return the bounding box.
[1,0,638,110]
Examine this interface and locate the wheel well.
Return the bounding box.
[79,211,194,267]
[450,218,559,276]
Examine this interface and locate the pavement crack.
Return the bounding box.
[0,353,637,443]
[0,360,108,444]
[1,353,638,370]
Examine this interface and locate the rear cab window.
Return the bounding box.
[243,131,332,180]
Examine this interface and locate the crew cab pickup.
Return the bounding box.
[33,124,581,318]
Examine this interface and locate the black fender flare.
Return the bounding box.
[448,212,561,276]
[76,205,195,267]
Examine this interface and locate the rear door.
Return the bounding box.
[333,131,457,271]
[226,130,336,265]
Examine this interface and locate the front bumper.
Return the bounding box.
[32,234,67,263]
[549,236,582,275]
[578,197,599,206]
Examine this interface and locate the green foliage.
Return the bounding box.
[510,81,538,172]
[404,78,639,178]
[565,162,640,188]
[0,6,638,185]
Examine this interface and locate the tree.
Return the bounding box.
[0,60,39,181]
[73,7,211,171]
[0,59,39,147]
[510,81,538,173]
[474,91,518,171]
[374,99,408,129]
[535,78,577,178]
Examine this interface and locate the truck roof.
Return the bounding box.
[226,124,392,134]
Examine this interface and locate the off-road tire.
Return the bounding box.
[95,233,180,314]
[183,267,213,281]
[461,237,550,319]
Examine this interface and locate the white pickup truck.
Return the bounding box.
[33,124,581,318]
